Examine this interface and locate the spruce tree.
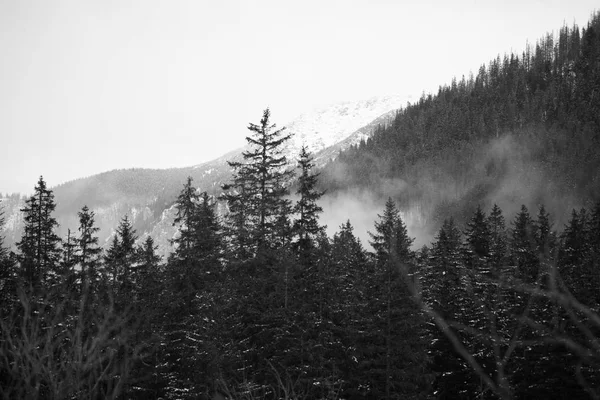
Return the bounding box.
[171,177,200,260]
[426,217,463,319]
[60,229,78,293]
[423,218,470,399]
[16,176,62,288]
[218,110,303,392]
[589,201,600,256]
[222,108,294,258]
[103,215,139,299]
[364,198,431,399]
[588,201,600,304]
[368,197,413,266]
[462,205,491,272]
[293,145,325,260]
[0,203,7,262]
[508,206,549,397]
[0,203,17,315]
[221,170,253,261]
[559,208,592,300]
[534,205,558,278]
[116,215,139,294]
[162,182,224,398]
[171,179,222,292]
[76,206,103,292]
[104,235,120,287]
[193,191,223,270]
[510,205,539,283]
[488,203,509,273]
[137,236,162,299]
[461,206,502,396]
[131,235,164,393]
[331,220,367,273]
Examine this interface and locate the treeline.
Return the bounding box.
[323,13,600,218]
[2,106,600,399]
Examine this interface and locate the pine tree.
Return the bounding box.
[588,201,600,304]
[130,235,164,394]
[559,208,592,301]
[510,205,539,283]
[171,180,222,294]
[311,221,367,398]
[161,182,225,398]
[508,205,549,397]
[219,123,324,396]
[171,177,200,261]
[369,197,413,266]
[221,170,253,262]
[363,199,431,399]
[426,217,463,319]
[0,202,17,315]
[137,236,162,299]
[422,218,471,398]
[461,206,504,396]
[589,201,600,255]
[193,191,223,270]
[59,229,78,293]
[76,206,103,292]
[104,235,120,287]
[103,215,139,299]
[293,146,326,260]
[462,205,491,272]
[116,215,139,295]
[222,108,294,258]
[534,205,558,277]
[0,202,7,262]
[488,203,509,273]
[331,220,367,274]
[16,176,62,288]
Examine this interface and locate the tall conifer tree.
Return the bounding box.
[423,218,471,398]
[223,108,294,257]
[171,177,200,260]
[293,145,325,259]
[369,197,413,266]
[76,205,102,291]
[488,203,509,273]
[510,205,539,283]
[16,176,62,288]
[0,202,17,314]
[364,198,430,399]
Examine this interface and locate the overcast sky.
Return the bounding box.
[0,0,597,194]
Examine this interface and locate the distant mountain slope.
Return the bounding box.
[1,96,405,255]
[318,14,600,244]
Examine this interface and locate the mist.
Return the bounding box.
[320,130,587,249]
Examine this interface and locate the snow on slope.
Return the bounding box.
[281,95,405,160]
[191,95,407,173]
[1,95,407,257]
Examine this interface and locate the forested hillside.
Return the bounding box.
[322,13,600,234]
[1,11,600,400]
[0,96,403,255]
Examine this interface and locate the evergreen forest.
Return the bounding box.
[1,12,600,400]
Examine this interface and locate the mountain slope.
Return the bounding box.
[1,95,406,255]
[318,15,600,245]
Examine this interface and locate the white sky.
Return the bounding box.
[0,0,597,194]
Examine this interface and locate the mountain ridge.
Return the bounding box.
[1,95,406,256]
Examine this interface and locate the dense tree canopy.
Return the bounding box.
[2,12,600,400]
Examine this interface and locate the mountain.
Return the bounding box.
[318,15,600,245]
[0,95,406,256]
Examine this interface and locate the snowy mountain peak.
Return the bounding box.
[281,95,406,158]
